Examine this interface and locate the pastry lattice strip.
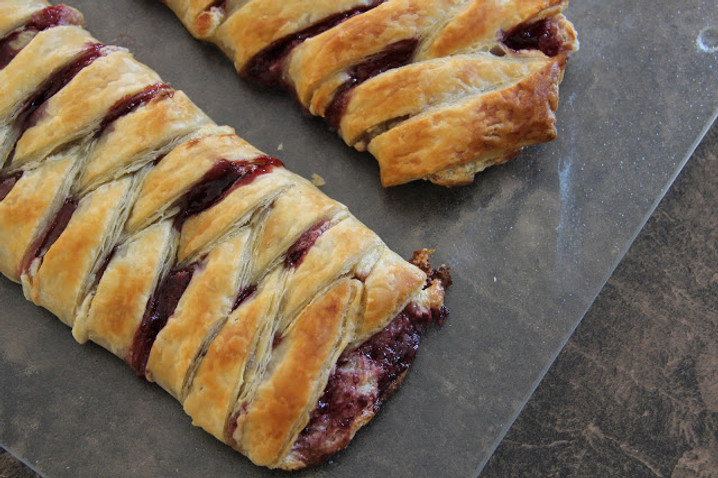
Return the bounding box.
[163,0,578,186]
[0,2,449,470]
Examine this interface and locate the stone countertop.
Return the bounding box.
[482,120,718,477]
[2,122,717,478]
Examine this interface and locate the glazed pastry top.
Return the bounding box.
[163,0,578,186]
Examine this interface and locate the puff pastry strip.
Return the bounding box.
[162,0,578,186]
[0,1,450,470]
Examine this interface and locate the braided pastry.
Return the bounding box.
[161,0,578,186]
[0,1,449,469]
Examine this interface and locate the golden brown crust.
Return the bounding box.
[354,248,426,345]
[73,221,177,357]
[0,26,95,121]
[26,177,134,326]
[423,0,568,58]
[162,0,224,38]
[163,0,578,187]
[214,0,378,71]
[182,268,283,441]
[336,54,549,148]
[0,0,48,36]
[1,4,441,470]
[369,59,564,186]
[287,0,454,106]
[0,157,74,281]
[12,49,162,170]
[79,91,213,193]
[234,279,361,467]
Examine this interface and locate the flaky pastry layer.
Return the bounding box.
[0,0,448,470]
[163,0,578,186]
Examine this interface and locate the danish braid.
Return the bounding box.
[163,0,578,186]
[0,1,449,469]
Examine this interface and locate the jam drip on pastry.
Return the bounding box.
[173,156,283,229]
[128,261,203,376]
[0,4,83,69]
[0,172,23,201]
[98,82,174,135]
[241,1,386,90]
[502,18,565,57]
[21,197,78,274]
[284,219,331,269]
[325,38,419,129]
[17,42,105,133]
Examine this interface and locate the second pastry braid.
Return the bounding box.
[162,0,579,186]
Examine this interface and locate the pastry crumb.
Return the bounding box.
[277,143,283,151]
[311,174,326,187]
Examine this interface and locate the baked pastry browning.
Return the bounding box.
[162,0,578,186]
[0,0,449,470]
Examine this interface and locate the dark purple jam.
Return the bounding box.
[502,18,563,57]
[26,4,83,31]
[90,245,118,291]
[17,42,105,133]
[173,156,283,230]
[127,261,202,376]
[0,4,84,69]
[283,220,331,269]
[324,38,419,129]
[241,1,385,90]
[232,284,257,311]
[0,172,23,201]
[21,197,78,274]
[290,302,436,466]
[97,82,173,135]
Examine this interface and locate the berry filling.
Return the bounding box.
[21,197,78,274]
[284,220,331,269]
[98,82,173,135]
[0,4,83,69]
[325,39,419,129]
[502,18,564,57]
[232,284,257,311]
[0,172,23,202]
[16,42,105,133]
[173,156,283,230]
[128,261,202,376]
[289,302,437,466]
[241,1,385,90]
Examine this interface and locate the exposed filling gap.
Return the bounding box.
[0,171,23,201]
[283,219,331,269]
[325,38,419,130]
[21,196,78,275]
[241,1,386,90]
[0,4,84,69]
[502,17,564,57]
[97,82,174,136]
[172,156,283,231]
[289,302,438,466]
[288,249,451,465]
[127,259,204,376]
[15,42,106,135]
[232,284,257,311]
